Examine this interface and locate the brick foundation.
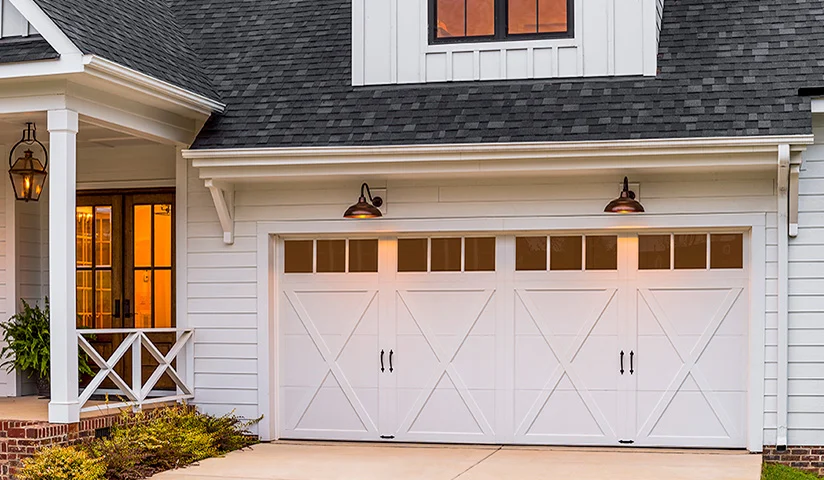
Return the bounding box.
[0,414,124,479]
[764,446,824,477]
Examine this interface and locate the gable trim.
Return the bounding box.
[7,0,79,55]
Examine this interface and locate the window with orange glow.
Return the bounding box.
[431,0,571,43]
[133,204,174,329]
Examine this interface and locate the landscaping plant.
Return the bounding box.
[19,405,260,480]
[763,463,820,480]
[0,298,95,397]
[18,446,106,480]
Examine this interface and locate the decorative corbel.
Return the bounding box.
[205,179,235,245]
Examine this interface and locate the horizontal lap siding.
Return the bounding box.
[186,163,777,441]
[787,120,824,446]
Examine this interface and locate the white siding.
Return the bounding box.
[185,163,777,440]
[787,117,824,446]
[353,0,660,85]
[0,0,35,38]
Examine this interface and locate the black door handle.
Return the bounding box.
[389,350,394,373]
[620,351,625,375]
[380,350,385,372]
[123,299,132,319]
[630,351,635,375]
[114,299,121,318]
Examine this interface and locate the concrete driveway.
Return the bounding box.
[153,442,762,480]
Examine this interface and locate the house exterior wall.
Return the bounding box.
[184,160,779,443]
[353,0,659,86]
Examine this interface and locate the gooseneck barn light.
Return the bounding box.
[8,123,48,202]
[604,177,645,214]
[344,183,383,219]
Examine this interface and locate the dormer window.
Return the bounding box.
[430,0,573,44]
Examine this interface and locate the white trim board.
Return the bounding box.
[254,213,767,450]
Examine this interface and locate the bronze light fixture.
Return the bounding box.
[605,177,645,214]
[8,123,48,202]
[344,183,384,219]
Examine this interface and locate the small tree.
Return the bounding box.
[0,299,94,397]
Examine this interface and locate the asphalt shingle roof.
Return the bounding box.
[174,0,824,149]
[0,36,58,64]
[33,0,218,100]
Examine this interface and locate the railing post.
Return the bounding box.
[132,333,143,411]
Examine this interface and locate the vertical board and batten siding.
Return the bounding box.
[656,0,664,41]
[185,162,779,442]
[785,117,824,446]
[353,0,660,85]
[0,0,35,38]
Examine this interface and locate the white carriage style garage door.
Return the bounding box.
[278,232,749,448]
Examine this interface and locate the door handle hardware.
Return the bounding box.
[123,299,132,319]
[620,350,625,375]
[380,435,395,440]
[380,350,385,373]
[618,440,635,445]
[389,350,394,373]
[630,351,634,375]
[114,299,121,319]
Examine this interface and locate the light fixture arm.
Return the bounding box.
[360,182,383,207]
[9,122,49,170]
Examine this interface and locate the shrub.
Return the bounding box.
[18,446,106,480]
[83,434,152,480]
[763,463,820,480]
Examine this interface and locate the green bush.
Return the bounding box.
[18,446,106,480]
[763,463,820,480]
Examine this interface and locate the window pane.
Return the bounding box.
[437,0,465,38]
[95,270,112,329]
[135,269,153,329]
[516,237,547,271]
[77,271,93,329]
[538,0,567,32]
[431,238,462,272]
[94,207,112,268]
[155,270,173,328]
[674,234,707,270]
[284,240,314,274]
[76,207,93,268]
[509,0,537,34]
[154,205,173,268]
[465,237,496,272]
[398,238,428,273]
[586,236,617,270]
[317,240,346,273]
[467,0,495,36]
[639,235,671,270]
[711,234,744,269]
[349,239,379,273]
[550,236,582,271]
[134,205,152,268]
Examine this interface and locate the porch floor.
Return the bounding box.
[0,396,145,422]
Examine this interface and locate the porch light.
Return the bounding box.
[8,123,48,202]
[605,177,644,214]
[344,183,383,218]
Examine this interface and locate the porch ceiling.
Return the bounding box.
[0,112,161,150]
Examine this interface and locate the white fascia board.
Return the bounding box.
[811,98,824,114]
[185,135,814,180]
[82,56,225,116]
[6,0,80,55]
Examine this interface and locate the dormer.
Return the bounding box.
[353,0,663,85]
[1,0,37,38]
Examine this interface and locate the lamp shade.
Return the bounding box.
[344,183,384,218]
[605,177,644,214]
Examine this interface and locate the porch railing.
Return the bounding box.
[77,328,194,413]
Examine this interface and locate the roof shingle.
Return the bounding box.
[0,35,58,64]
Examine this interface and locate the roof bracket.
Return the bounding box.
[205,179,235,245]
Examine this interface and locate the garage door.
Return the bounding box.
[278,233,749,448]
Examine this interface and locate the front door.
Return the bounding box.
[76,190,175,390]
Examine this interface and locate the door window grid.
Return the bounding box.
[76,206,113,329]
[516,235,618,272]
[284,239,380,274]
[133,204,174,329]
[639,233,745,271]
[397,237,496,273]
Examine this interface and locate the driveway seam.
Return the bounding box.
[450,445,503,480]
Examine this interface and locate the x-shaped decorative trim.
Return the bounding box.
[635,288,743,440]
[284,290,379,434]
[514,288,618,440]
[395,289,496,437]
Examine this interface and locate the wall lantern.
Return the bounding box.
[604,177,644,214]
[8,122,48,202]
[344,183,383,219]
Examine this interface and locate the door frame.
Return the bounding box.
[257,213,767,451]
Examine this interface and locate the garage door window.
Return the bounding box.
[516,236,547,271]
[586,235,618,270]
[710,234,744,269]
[399,237,496,272]
[516,235,617,271]
[640,233,744,271]
[549,236,582,271]
[284,239,379,273]
[674,234,707,270]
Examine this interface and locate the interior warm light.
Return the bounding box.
[344,183,384,219]
[604,177,645,214]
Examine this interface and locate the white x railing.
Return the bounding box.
[77,329,194,413]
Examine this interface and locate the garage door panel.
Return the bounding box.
[515,336,560,390]
[573,335,622,391]
[517,376,612,440]
[517,288,619,336]
[281,334,330,387]
[640,288,735,337]
[293,375,374,433]
[694,335,748,392]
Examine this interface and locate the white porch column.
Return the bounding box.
[47,109,79,424]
